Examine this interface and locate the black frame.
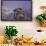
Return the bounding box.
[1,0,32,21]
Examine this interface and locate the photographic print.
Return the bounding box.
[1,0,32,21]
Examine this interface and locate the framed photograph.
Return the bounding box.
[1,0,32,21]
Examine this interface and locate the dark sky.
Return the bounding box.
[4,0,31,1]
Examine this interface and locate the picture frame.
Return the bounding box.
[1,0,32,21]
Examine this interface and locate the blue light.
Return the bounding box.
[3,0,32,1]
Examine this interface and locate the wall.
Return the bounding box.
[0,0,46,41]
